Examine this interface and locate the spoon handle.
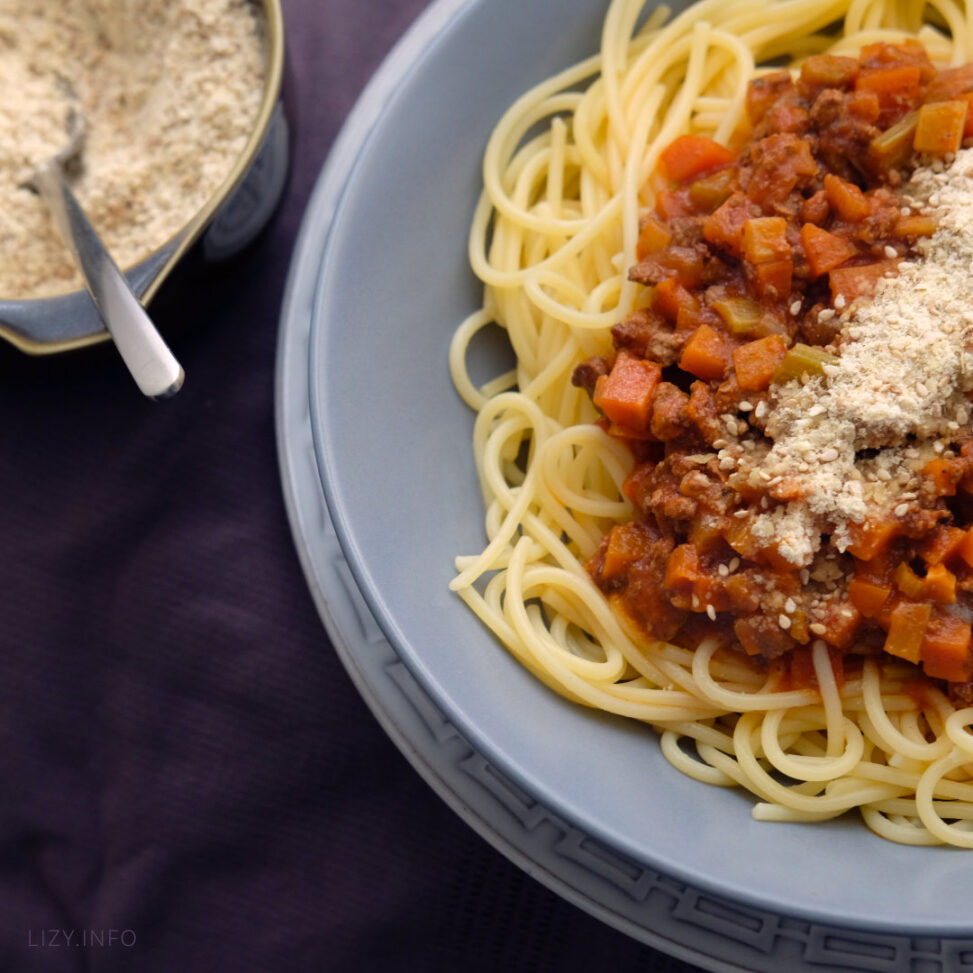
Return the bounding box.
[33,163,184,400]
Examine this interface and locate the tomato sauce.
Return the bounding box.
[574,41,973,695]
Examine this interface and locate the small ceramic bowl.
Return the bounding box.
[0,0,287,355]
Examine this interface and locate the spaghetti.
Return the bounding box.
[449,0,973,847]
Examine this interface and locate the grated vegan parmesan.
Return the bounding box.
[747,148,973,565]
[0,0,266,300]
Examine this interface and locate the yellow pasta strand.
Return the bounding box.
[450,0,973,847]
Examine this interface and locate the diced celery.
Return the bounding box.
[867,111,919,172]
[712,296,763,334]
[771,342,839,383]
[893,561,925,599]
[688,169,734,212]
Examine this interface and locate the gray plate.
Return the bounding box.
[276,0,973,962]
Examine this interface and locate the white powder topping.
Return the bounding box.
[0,0,266,299]
[750,148,973,565]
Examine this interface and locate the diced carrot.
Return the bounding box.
[921,612,973,682]
[849,89,881,123]
[742,216,789,263]
[848,577,892,618]
[883,599,931,664]
[846,517,900,560]
[651,277,695,323]
[919,526,966,565]
[958,92,973,137]
[601,523,652,580]
[798,54,859,97]
[921,563,957,604]
[592,352,662,432]
[859,40,934,82]
[956,528,973,569]
[660,134,736,184]
[679,324,729,381]
[923,62,973,102]
[923,457,961,496]
[687,515,725,555]
[702,192,754,257]
[913,100,968,155]
[732,334,788,391]
[894,213,937,238]
[755,260,792,298]
[855,65,921,109]
[829,259,899,303]
[664,543,702,608]
[636,217,672,260]
[742,217,793,297]
[823,173,869,222]
[801,223,858,278]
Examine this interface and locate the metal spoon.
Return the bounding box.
[30,105,184,399]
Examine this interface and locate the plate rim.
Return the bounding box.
[277,0,973,954]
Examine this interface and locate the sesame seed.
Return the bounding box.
[718,564,729,577]
[691,594,700,610]
[789,300,801,315]
[819,447,839,463]
[754,401,768,419]
[738,400,753,411]
[894,503,909,517]
[818,308,835,322]
[834,294,846,310]
[778,614,791,630]
[706,604,717,621]
[784,597,796,613]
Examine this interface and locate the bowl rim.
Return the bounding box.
[0,0,285,356]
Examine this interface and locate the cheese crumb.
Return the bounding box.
[747,148,973,565]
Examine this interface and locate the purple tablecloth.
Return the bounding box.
[0,2,709,969]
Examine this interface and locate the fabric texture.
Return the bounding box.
[0,2,710,970]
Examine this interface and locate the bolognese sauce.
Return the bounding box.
[574,41,973,696]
